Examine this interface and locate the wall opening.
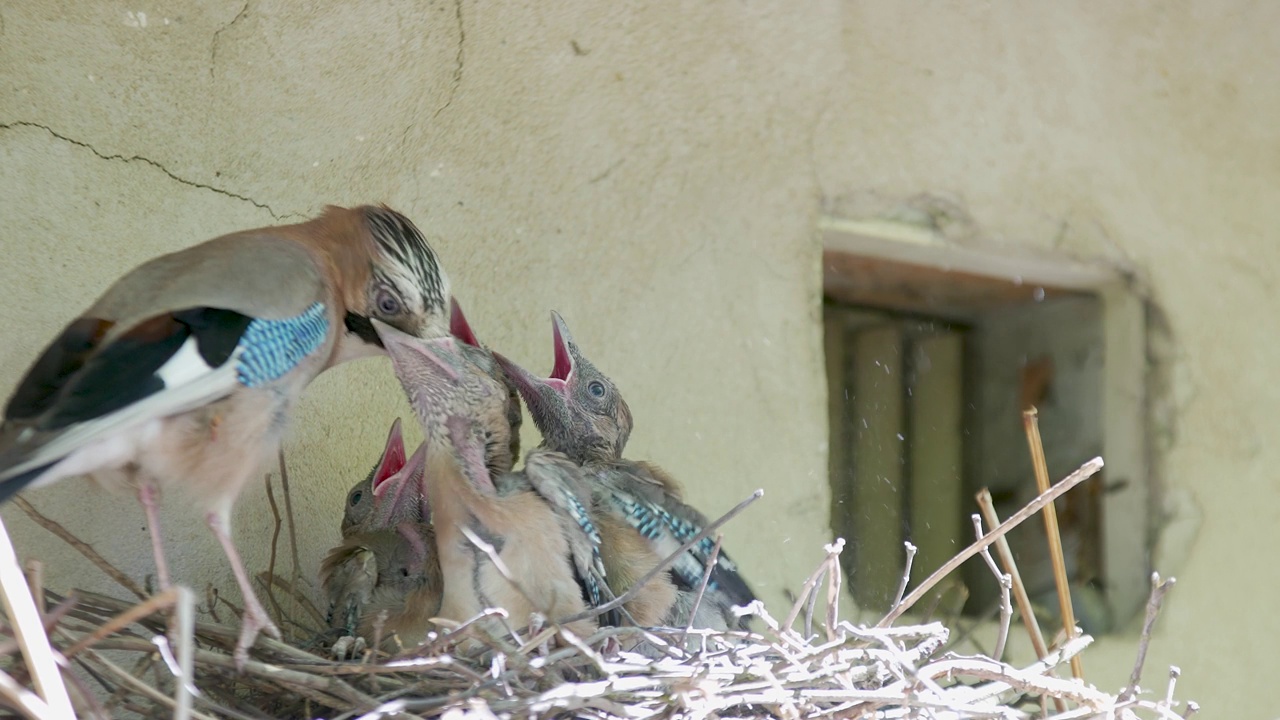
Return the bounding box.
[822,219,1148,635]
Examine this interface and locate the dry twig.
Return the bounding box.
[278,449,305,618]
[977,487,1065,713]
[262,473,286,627]
[0,512,75,717]
[680,532,722,647]
[1120,572,1177,703]
[891,541,918,612]
[13,495,147,601]
[879,457,1104,627]
[970,514,1012,662]
[1023,407,1084,680]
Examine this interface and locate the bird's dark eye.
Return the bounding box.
[376,289,402,316]
[588,381,606,398]
[350,490,363,506]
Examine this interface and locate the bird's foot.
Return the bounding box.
[600,635,622,656]
[232,594,282,670]
[331,635,367,660]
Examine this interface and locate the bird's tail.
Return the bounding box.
[0,461,56,504]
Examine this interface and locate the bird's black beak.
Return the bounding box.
[344,312,384,348]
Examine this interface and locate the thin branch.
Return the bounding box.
[784,542,838,634]
[944,635,1096,707]
[64,586,183,659]
[977,487,1065,713]
[93,635,379,711]
[13,495,147,601]
[0,593,79,659]
[172,584,196,720]
[79,647,221,720]
[824,540,845,642]
[0,512,75,717]
[890,541,918,612]
[0,666,52,720]
[459,525,542,622]
[257,571,326,628]
[679,533,723,647]
[262,472,285,626]
[278,449,304,617]
[802,566,825,639]
[970,514,1012,662]
[878,457,1104,627]
[1119,572,1176,703]
[24,560,44,617]
[1023,407,1083,680]
[1164,666,1181,710]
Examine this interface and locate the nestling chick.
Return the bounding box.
[495,312,758,630]
[320,418,441,656]
[446,298,523,480]
[0,205,452,666]
[321,300,535,655]
[451,302,677,628]
[374,322,616,638]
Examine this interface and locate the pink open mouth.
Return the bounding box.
[449,297,481,348]
[547,319,573,393]
[375,442,426,503]
[371,419,406,492]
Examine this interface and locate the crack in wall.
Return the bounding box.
[0,120,292,220]
[438,0,466,119]
[587,158,625,185]
[210,1,250,79]
[399,0,466,146]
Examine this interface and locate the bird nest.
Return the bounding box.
[0,452,1194,720]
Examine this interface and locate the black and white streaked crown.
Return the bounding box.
[364,206,449,314]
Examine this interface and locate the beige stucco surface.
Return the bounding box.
[0,2,1274,715]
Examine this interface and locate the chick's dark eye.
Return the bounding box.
[588,381,606,398]
[376,289,402,316]
[350,490,363,506]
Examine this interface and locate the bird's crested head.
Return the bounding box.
[339,205,452,355]
[493,311,632,464]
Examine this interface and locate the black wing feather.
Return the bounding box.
[571,565,623,627]
[0,461,56,503]
[707,552,757,611]
[34,309,254,431]
[4,318,114,422]
[172,308,253,367]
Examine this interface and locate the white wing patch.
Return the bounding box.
[156,336,216,388]
[1,361,241,482]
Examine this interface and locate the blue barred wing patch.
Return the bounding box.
[562,489,610,603]
[564,491,603,548]
[236,303,329,388]
[609,491,725,592]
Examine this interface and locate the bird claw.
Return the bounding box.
[331,635,367,660]
[232,597,282,671]
[600,636,622,656]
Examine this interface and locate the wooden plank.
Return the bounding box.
[823,250,1087,320]
[849,324,906,610]
[820,221,1120,291]
[1100,284,1148,622]
[907,330,965,586]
